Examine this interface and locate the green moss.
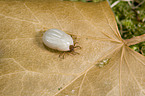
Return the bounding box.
[64,0,104,2]
[111,0,145,39]
[130,41,145,56]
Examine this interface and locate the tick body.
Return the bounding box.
[43,29,74,51]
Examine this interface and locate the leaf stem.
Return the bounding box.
[124,34,145,46]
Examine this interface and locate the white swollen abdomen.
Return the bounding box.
[42,29,74,51]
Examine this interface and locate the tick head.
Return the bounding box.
[69,45,74,52]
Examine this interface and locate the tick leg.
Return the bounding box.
[74,42,78,46]
[70,34,77,42]
[71,51,80,55]
[74,46,81,49]
[59,52,65,59]
[70,34,77,39]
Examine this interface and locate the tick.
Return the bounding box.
[42,29,81,58]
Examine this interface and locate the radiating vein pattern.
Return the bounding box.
[0,1,144,96]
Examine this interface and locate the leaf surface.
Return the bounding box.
[0,0,145,96]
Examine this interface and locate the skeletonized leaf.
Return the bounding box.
[0,0,145,96]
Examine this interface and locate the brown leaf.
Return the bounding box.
[0,0,144,96]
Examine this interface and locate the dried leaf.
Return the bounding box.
[0,0,145,96]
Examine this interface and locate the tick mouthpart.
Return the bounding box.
[69,45,74,52]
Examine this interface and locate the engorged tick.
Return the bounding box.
[42,29,81,59]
